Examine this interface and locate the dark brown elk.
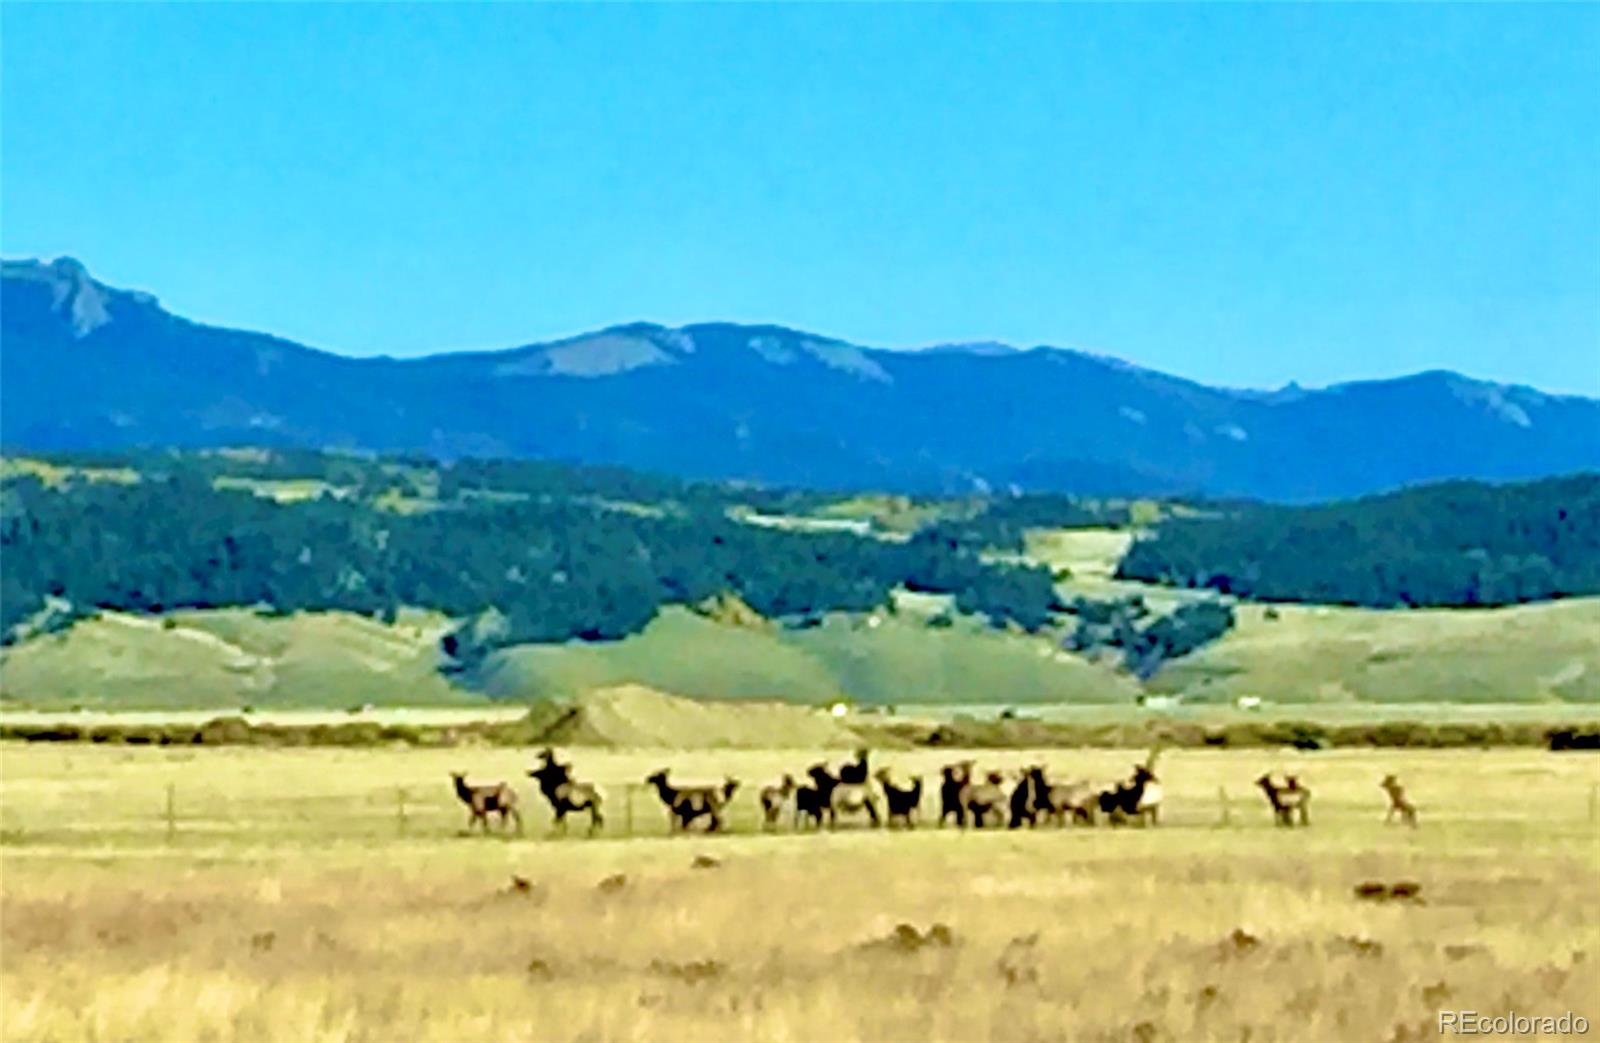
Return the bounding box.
[1257,773,1310,827]
[939,761,973,827]
[1100,764,1161,826]
[1009,767,1042,829]
[449,772,522,834]
[647,770,739,833]
[794,763,835,830]
[838,749,871,785]
[874,769,923,829]
[526,748,604,835]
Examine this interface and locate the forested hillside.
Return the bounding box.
[0,452,1070,667]
[6,449,1596,706]
[1117,475,1600,607]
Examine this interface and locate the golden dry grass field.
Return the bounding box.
[2,745,1597,1043]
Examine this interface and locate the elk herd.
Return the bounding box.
[449,748,1421,836]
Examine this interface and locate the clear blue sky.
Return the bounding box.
[4,4,1597,394]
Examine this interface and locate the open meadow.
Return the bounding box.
[2,744,1597,1042]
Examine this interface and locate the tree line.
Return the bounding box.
[0,456,1064,665]
[1115,474,1600,607]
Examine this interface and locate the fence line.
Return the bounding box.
[126,778,1600,845]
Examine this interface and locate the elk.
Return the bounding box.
[1256,773,1310,827]
[1026,767,1096,826]
[939,761,974,827]
[1380,774,1417,828]
[1280,774,1310,826]
[1009,767,1042,829]
[794,763,835,830]
[808,764,880,828]
[1099,762,1161,827]
[1097,783,1127,824]
[1256,773,1289,826]
[646,770,739,833]
[759,774,797,830]
[838,749,871,785]
[449,772,522,834]
[526,749,604,835]
[962,771,1008,829]
[1130,762,1162,826]
[874,769,923,829]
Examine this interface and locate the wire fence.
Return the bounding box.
[3,779,1595,850]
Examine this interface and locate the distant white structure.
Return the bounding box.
[1136,694,1182,710]
[1236,696,1264,712]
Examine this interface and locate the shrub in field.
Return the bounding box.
[1548,727,1600,751]
[194,716,254,745]
[304,723,387,746]
[1360,722,1434,748]
[1257,721,1329,749]
[1,724,83,742]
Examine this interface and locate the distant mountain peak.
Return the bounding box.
[1,256,118,337]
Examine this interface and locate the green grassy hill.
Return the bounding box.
[473,606,1140,706]
[1145,597,1600,704]
[0,602,1141,710]
[4,588,1595,711]
[0,608,468,709]
[1026,525,1599,705]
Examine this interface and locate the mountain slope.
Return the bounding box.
[4,257,1597,500]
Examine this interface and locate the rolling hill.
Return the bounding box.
[3,447,1598,710]
[6,256,1598,501]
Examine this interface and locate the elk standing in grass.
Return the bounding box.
[1026,767,1096,826]
[526,749,604,835]
[1381,774,1418,828]
[1256,773,1289,826]
[1009,767,1042,829]
[875,769,923,829]
[1130,762,1163,826]
[962,771,1008,829]
[449,772,522,834]
[647,770,739,833]
[794,763,835,830]
[939,761,973,827]
[759,775,797,830]
[809,764,880,828]
[1099,757,1162,827]
[1256,773,1310,827]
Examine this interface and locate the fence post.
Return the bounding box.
[396,787,408,838]
[165,783,176,844]
[624,783,635,838]
[1217,785,1231,827]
